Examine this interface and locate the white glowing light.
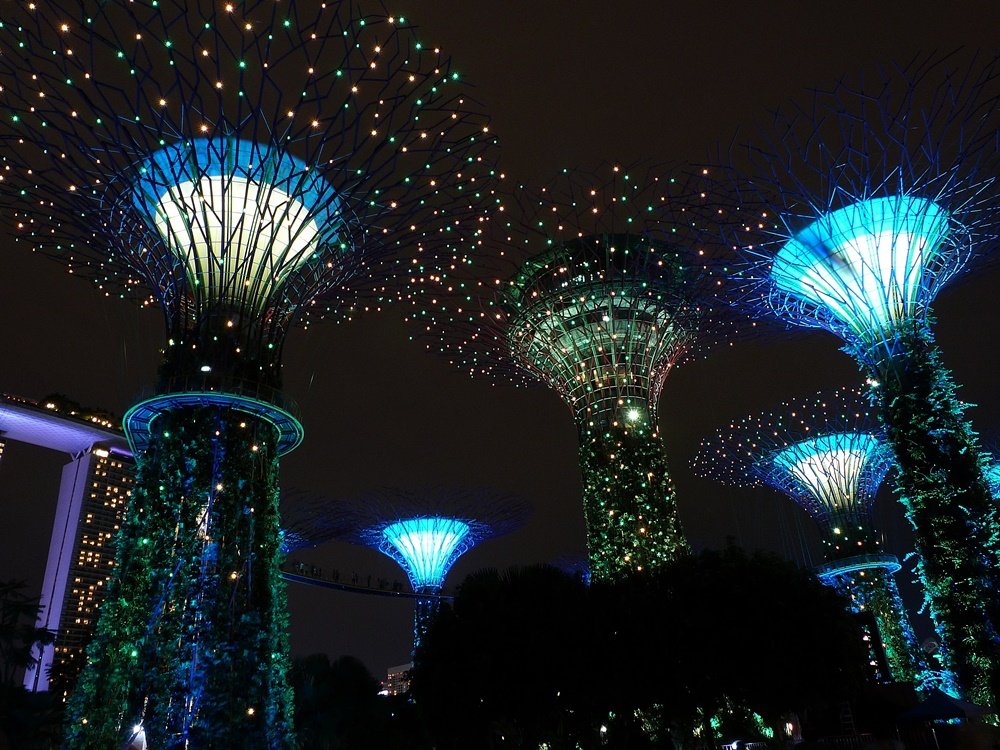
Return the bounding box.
[131,138,342,312]
[153,176,321,306]
[773,432,884,515]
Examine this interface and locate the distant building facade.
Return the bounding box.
[31,445,135,695]
[0,394,134,696]
[382,662,413,696]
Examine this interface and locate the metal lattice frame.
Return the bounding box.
[722,52,1000,366]
[0,0,500,387]
[409,164,736,579]
[279,488,357,553]
[0,2,500,746]
[693,386,931,687]
[411,164,731,422]
[708,53,1000,706]
[341,487,529,593]
[505,234,698,425]
[694,386,893,559]
[338,487,528,652]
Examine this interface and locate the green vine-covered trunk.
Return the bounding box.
[577,418,689,580]
[868,322,1000,705]
[827,569,925,686]
[64,407,295,749]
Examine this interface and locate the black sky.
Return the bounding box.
[2,1,1000,678]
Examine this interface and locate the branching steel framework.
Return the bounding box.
[715,53,1000,706]
[410,164,734,580]
[0,1,500,747]
[340,488,528,650]
[693,387,930,688]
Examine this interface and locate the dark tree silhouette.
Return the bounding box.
[0,580,58,750]
[290,654,428,750]
[411,549,867,749]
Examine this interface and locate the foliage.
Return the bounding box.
[0,580,53,688]
[0,580,60,749]
[871,320,1000,706]
[824,568,927,687]
[290,654,428,750]
[411,549,867,749]
[579,422,689,580]
[64,408,294,749]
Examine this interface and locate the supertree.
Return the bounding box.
[410,164,732,580]
[693,387,930,688]
[339,488,529,649]
[714,53,1000,705]
[0,1,499,747]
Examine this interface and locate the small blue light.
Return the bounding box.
[380,517,473,591]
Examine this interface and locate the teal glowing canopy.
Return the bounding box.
[129,138,344,311]
[771,195,950,346]
[381,517,473,592]
[771,431,892,521]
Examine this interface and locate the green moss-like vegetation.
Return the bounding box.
[867,321,1000,706]
[65,407,295,749]
[578,417,689,580]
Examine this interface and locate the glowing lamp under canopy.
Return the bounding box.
[771,195,951,346]
[129,138,344,311]
[771,432,890,519]
[381,517,473,592]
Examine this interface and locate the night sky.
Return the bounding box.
[2,1,1000,679]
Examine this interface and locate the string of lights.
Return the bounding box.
[694,386,931,688]
[410,163,739,580]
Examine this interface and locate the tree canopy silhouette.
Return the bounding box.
[411,548,867,749]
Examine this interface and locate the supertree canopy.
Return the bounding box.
[0,1,499,747]
[693,387,928,688]
[716,53,1000,705]
[411,164,732,580]
[341,488,529,649]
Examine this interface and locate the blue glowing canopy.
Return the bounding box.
[771,195,951,345]
[770,431,891,520]
[380,517,473,592]
[128,138,345,308]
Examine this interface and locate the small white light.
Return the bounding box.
[200,365,212,373]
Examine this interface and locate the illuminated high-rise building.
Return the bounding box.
[0,395,132,696]
[30,445,135,697]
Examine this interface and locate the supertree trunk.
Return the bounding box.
[414,593,441,654]
[868,321,1000,705]
[577,419,688,581]
[65,408,294,749]
[828,568,925,686]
